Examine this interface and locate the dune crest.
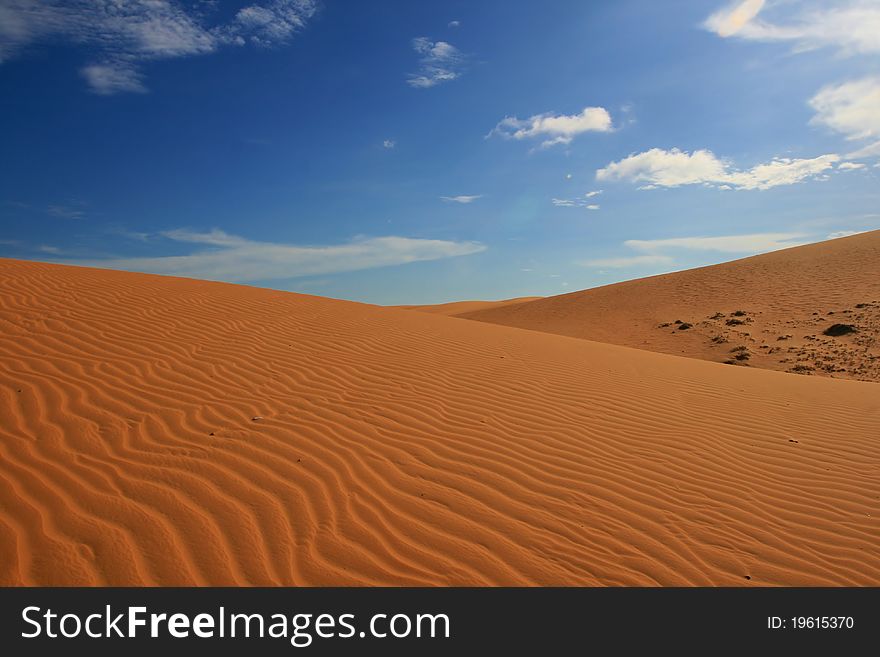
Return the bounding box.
[456,231,880,381]
[1,258,879,586]
[394,296,543,316]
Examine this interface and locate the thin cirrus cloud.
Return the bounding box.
[552,193,602,209]
[440,195,482,204]
[406,37,465,88]
[704,0,880,55]
[65,229,486,282]
[579,232,809,268]
[809,77,880,160]
[47,204,86,219]
[487,107,613,149]
[0,0,318,94]
[580,254,674,269]
[595,147,843,190]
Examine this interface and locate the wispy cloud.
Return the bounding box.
[596,147,842,190]
[827,230,868,239]
[47,204,86,219]
[81,62,146,95]
[488,107,613,149]
[448,20,460,28]
[382,139,396,149]
[64,229,485,282]
[624,233,809,254]
[704,0,880,55]
[0,0,318,94]
[407,37,465,88]
[552,192,603,209]
[580,254,674,269]
[440,195,482,204]
[809,77,880,160]
[579,232,809,269]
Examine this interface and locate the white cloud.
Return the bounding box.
[580,254,674,269]
[624,233,808,254]
[407,37,465,88]
[488,107,613,148]
[704,0,765,38]
[37,245,61,254]
[383,139,396,149]
[838,161,866,170]
[580,231,810,269]
[552,196,601,209]
[827,230,868,239]
[0,0,317,94]
[67,229,485,282]
[704,0,880,55]
[440,195,482,204]
[584,190,603,197]
[848,141,880,159]
[80,62,146,95]
[596,147,840,190]
[448,20,460,28]
[232,0,317,46]
[809,77,880,161]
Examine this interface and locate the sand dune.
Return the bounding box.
[457,231,880,381]
[1,258,879,586]
[394,296,543,316]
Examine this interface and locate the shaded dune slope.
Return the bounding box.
[459,231,880,381]
[1,259,879,586]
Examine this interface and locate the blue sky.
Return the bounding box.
[1,0,878,305]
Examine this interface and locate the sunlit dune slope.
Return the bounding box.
[458,231,880,381]
[1,258,878,586]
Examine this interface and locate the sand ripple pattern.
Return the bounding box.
[1,260,879,585]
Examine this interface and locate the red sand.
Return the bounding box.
[1,255,878,586]
[457,231,880,381]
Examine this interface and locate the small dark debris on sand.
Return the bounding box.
[731,310,747,317]
[726,318,745,326]
[823,324,857,337]
[678,322,693,330]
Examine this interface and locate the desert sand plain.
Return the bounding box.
[1,231,878,586]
